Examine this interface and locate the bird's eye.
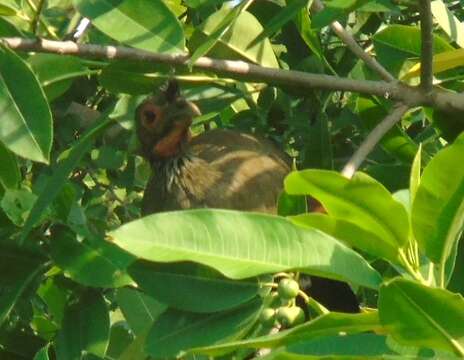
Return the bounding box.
[144,110,156,123]
[139,104,162,129]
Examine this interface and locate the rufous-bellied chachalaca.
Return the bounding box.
[135,80,359,313]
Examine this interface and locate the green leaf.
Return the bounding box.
[116,287,167,335]
[410,145,422,204]
[50,226,134,288]
[0,188,41,226]
[312,0,371,29]
[286,333,395,357]
[146,298,262,358]
[55,291,110,360]
[109,209,381,289]
[379,278,464,356]
[73,0,185,52]
[191,311,380,356]
[33,344,50,360]
[188,0,252,66]
[290,213,402,265]
[128,261,260,313]
[189,9,279,68]
[0,46,52,163]
[431,0,464,48]
[249,0,309,48]
[0,249,45,327]
[412,139,464,265]
[0,0,18,16]
[20,110,114,243]
[373,25,452,75]
[28,54,89,101]
[285,170,409,250]
[0,142,19,189]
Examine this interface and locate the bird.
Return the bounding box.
[136,79,291,215]
[135,79,359,313]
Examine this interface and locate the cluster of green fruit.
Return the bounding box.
[260,278,305,328]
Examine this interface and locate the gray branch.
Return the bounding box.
[341,104,410,178]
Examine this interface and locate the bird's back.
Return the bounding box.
[142,129,291,215]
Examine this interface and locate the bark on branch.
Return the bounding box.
[2,37,464,113]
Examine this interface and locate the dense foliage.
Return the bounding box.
[0,0,463,359]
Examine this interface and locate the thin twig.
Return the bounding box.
[341,103,410,178]
[311,0,395,82]
[1,37,464,112]
[31,0,45,35]
[419,0,434,92]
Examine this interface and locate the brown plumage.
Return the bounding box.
[136,80,291,215]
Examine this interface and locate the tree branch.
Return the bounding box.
[419,0,434,92]
[311,0,395,82]
[341,104,410,178]
[1,37,463,112]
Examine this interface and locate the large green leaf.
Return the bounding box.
[28,54,89,101]
[109,209,381,289]
[373,25,452,75]
[188,0,253,66]
[50,226,134,288]
[0,46,52,163]
[73,0,185,52]
[290,213,401,265]
[189,9,279,68]
[128,261,260,313]
[146,298,262,358]
[379,278,464,356]
[412,138,464,265]
[285,170,409,250]
[116,287,167,335]
[55,291,110,360]
[190,312,380,356]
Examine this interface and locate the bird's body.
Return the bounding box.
[135,80,359,313]
[142,128,290,215]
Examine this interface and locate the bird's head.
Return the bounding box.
[135,79,201,162]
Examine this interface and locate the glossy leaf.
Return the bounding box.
[73,0,185,52]
[129,261,260,313]
[28,54,89,101]
[285,170,409,250]
[0,46,52,163]
[189,9,279,68]
[0,142,19,189]
[191,312,380,355]
[109,209,382,289]
[412,138,464,264]
[290,213,401,264]
[146,298,262,358]
[116,287,166,335]
[55,291,110,359]
[373,25,452,75]
[188,0,252,66]
[50,226,134,288]
[379,278,464,356]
